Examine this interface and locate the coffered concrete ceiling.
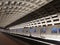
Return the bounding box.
[0,0,52,28]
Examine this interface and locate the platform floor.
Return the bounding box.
[0,32,30,45]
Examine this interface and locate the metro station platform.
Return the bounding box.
[0,32,52,45]
[1,32,60,45]
[0,32,30,45]
[0,32,60,45]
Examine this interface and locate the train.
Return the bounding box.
[3,24,59,42]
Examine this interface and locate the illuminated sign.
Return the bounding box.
[58,28,60,33]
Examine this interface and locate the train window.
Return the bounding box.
[34,29,36,33]
[26,30,28,32]
[19,29,22,32]
[22,30,24,32]
[51,27,57,33]
[30,28,36,33]
[58,28,60,33]
[30,29,33,32]
[41,28,46,33]
[19,30,21,32]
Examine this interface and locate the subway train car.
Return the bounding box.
[9,29,17,34]
[23,27,30,36]
[15,28,24,35]
[29,27,41,38]
[8,24,60,41]
[11,24,60,41]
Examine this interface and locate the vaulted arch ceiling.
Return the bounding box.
[0,0,53,28]
[6,0,60,29]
